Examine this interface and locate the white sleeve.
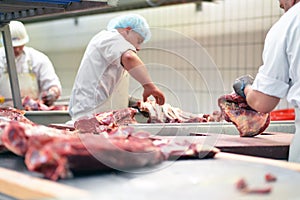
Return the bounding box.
[252,19,290,98]
[30,48,62,94]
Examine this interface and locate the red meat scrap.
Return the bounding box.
[74,108,137,133]
[235,178,272,194]
[265,173,277,182]
[218,93,270,137]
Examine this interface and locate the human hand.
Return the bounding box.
[41,87,59,106]
[143,83,165,105]
[233,75,254,98]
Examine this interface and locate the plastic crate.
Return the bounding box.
[270,108,295,121]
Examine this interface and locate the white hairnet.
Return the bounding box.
[107,14,151,43]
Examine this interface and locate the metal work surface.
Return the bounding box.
[1,152,300,199]
[59,158,300,199]
[130,121,296,136]
[25,111,71,125]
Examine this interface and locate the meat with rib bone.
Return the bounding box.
[137,100,215,123]
[218,93,270,137]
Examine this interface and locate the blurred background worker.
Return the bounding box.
[0,20,62,106]
[233,0,300,162]
[69,13,165,121]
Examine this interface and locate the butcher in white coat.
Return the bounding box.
[69,14,165,121]
[0,21,62,106]
[233,0,300,162]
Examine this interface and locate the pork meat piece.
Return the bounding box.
[218,93,270,137]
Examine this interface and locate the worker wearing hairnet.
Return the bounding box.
[233,0,300,162]
[0,20,62,106]
[69,14,165,121]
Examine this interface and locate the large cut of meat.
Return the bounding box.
[136,100,221,123]
[1,120,75,156]
[0,107,36,152]
[1,117,218,181]
[1,121,165,180]
[74,108,137,133]
[218,93,270,137]
[0,107,219,181]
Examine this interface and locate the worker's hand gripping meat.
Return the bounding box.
[233,75,254,98]
[41,86,61,106]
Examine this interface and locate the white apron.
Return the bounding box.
[0,58,38,105]
[74,71,130,120]
[288,108,300,162]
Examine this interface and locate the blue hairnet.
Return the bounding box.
[107,14,151,43]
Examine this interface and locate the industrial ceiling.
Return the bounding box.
[0,0,214,24]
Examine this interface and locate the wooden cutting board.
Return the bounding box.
[0,167,89,200]
[153,132,293,160]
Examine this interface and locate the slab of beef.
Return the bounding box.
[2,119,218,181]
[136,100,220,123]
[1,121,164,180]
[218,93,270,137]
[0,107,37,152]
[74,108,137,133]
[1,121,76,156]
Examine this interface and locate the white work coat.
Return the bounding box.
[0,46,62,100]
[69,29,136,120]
[251,3,300,162]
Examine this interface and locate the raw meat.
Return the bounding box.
[0,107,218,181]
[22,96,68,111]
[1,121,164,180]
[2,117,218,181]
[0,106,35,125]
[265,173,277,182]
[218,93,270,137]
[0,107,36,152]
[1,121,76,156]
[74,108,137,133]
[136,100,221,123]
[235,178,272,194]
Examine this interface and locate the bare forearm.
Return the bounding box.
[122,50,152,86]
[121,50,165,104]
[244,85,280,113]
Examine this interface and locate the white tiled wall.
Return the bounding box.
[23,0,285,113]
